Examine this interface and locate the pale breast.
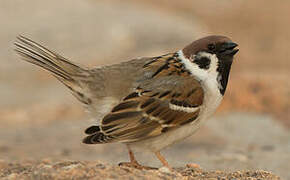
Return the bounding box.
[199,76,223,120]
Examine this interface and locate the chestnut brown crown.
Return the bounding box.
[182,35,239,60]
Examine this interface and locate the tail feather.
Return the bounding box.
[85,125,101,135]
[15,43,71,80]
[15,35,89,80]
[15,35,93,105]
[83,125,115,144]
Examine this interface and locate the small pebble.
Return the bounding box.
[158,166,171,174]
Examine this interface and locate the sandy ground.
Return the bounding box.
[0,161,280,180]
[0,0,289,179]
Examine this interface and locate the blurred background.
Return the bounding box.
[0,0,289,178]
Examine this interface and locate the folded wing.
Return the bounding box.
[83,75,204,144]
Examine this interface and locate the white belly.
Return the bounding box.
[128,120,203,152]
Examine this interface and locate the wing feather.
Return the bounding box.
[83,74,204,144]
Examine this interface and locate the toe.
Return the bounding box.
[186,163,202,169]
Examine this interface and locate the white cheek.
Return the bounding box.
[177,50,219,81]
[177,50,207,81]
[195,51,219,77]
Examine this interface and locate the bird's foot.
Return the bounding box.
[119,162,157,170]
[186,163,202,169]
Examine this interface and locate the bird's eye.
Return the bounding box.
[208,44,215,51]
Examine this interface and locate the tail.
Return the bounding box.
[83,125,115,144]
[15,35,92,105]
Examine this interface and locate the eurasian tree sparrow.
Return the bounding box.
[15,35,238,170]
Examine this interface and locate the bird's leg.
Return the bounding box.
[127,145,139,165]
[119,145,157,170]
[154,151,173,171]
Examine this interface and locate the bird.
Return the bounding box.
[15,35,238,170]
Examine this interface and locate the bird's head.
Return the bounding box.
[180,35,239,95]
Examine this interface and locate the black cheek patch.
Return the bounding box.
[193,56,211,70]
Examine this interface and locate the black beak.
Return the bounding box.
[220,42,239,56]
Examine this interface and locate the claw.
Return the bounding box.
[119,162,157,170]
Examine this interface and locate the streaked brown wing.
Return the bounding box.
[99,75,204,143]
